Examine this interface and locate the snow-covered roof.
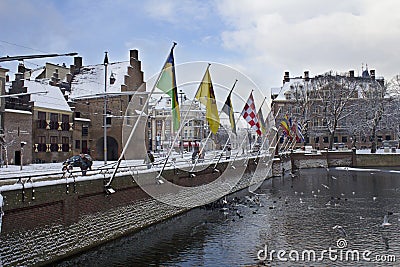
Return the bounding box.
[273,78,306,100]
[26,67,45,80]
[4,108,32,115]
[70,61,129,99]
[6,79,72,112]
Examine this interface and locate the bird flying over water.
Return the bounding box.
[382,215,391,227]
[333,225,347,237]
[322,184,330,190]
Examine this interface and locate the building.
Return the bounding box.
[147,96,205,153]
[271,69,397,150]
[0,49,147,165]
[69,49,147,161]
[3,71,72,164]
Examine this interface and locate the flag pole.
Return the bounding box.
[156,63,212,180]
[106,42,177,188]
[188,65,225,174]
[258,96,267,111]
[256,107,281,158]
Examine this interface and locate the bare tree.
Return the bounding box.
[311,73,359,150]
[357,79,391,153]
[286,80,316,144]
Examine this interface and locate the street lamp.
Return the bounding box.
[178,89,185,157]
[20,141,26,170]
[103,52,109,165]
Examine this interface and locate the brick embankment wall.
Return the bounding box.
[0,158,267,266]
[355,153,400,167]
[291,151,353,170]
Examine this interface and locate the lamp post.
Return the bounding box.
[103,52,109,164]
[179,89,185,157]
[20,141,26,170]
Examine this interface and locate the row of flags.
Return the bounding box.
[155,45,273,137]
[280,114,304,142]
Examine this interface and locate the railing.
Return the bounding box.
[0,151,267,184]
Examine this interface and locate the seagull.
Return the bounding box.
[382,215,391,227]
[352,191,355,195]
[326,201,331,206]
[299,198,304,204]
[333,225,347,237]
[331,176,337,180]
[322,184,330,190]
[222,197,228,205]
[373,196,377,201]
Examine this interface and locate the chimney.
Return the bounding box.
[74,56,82,69]
[70,56,83,75]
[15,72,24,81]
[6,74,9,82]
[304,71,309,82]
[50,68,60,86]
[283,71,290,84]
[370,69,375,80]
[349,70,354,78]
[18,63,26,74]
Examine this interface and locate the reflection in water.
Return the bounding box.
[55,168,400,266]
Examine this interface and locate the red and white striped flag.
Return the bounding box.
[241,92,262,136]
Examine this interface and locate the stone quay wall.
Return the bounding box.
[0,157,269,266]
[291,150,353,170]
[354,153,400,167]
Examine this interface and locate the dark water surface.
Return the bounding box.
[55,168,400,266]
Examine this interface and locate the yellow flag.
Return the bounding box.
[195,68,220,134]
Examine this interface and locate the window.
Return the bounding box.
[38,136,46,152]
[334,136,338,143]
[315,137,320,143]
[342,136,348,143]
[82,125,88,137]
[386,135,391,141]
[323,137,329,143]
[75,140,81,149]
[50,113,58,130]
[75,111,81,118]
[37,111,47,129]
[106,111,112,125]
[62,114,70,131]
[157,120,162,128]
[62,137,69,152]
[50,136,58,152]
[82,140,88,154]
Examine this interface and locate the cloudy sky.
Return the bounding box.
[1,0,400,98]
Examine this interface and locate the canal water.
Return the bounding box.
[55,168,400,266]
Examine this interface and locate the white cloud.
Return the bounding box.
[143,0,214,25]
[216,0,400,90]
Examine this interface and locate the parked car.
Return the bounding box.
[62,154,93,175]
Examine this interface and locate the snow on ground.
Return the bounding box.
[0,149,250,181]
[1,148,398,181]
[356,148,400,154]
